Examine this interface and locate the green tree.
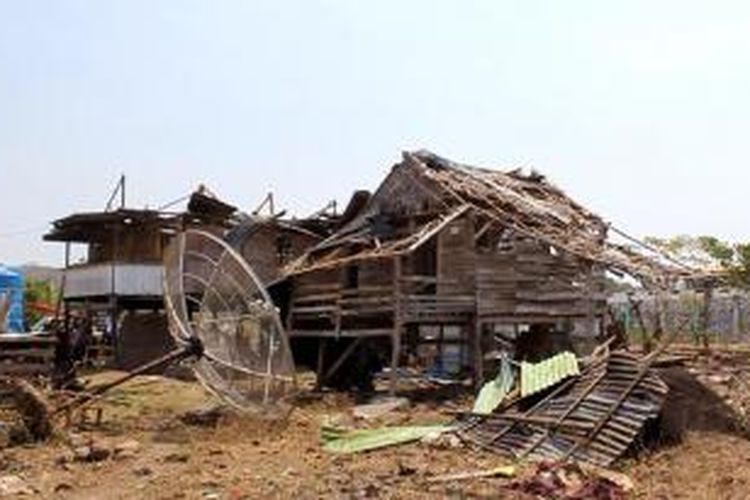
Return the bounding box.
[23,278,58,327]
[645,235,750,289]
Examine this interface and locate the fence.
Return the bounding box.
[609,290,750,343]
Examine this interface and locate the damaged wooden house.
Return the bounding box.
[41,155,683,394]
[43,182,330,371]
[278,150,683,392]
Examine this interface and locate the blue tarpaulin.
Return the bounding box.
[0,265,24,332]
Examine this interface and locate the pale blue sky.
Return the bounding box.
[1,1,749,265]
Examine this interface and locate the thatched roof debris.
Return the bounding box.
[284,150,693,286]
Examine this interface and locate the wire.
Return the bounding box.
[607,224,694,270]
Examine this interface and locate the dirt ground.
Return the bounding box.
[2,346,750,499]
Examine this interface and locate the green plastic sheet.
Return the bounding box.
[321,425,446,454]
[472,354,515,414]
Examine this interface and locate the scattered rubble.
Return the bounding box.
[162,451,190,463]
[113,439,140,460]
[508,461,631,499]
[319,344,671,473]
[1,362,749,497]
[0,474,34,496]
[53,482,74,493]
[420,430,463,450]
[73,443,111,463]
[6,378,54,442]
[179,405,229,428]
[353,397,410,420]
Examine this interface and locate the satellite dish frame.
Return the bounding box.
[164,229,296,412]
[50,229,296,417]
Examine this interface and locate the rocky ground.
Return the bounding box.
[1,344,750,499]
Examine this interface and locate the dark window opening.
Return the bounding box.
[345,265,359,289]
[413,238,437,276]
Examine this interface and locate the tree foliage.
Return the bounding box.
[23,278,58,326]
[645,235,750,288]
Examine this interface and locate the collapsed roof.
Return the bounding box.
[43,209,181,243]
[284,150,693,286]
[45,186,249,245]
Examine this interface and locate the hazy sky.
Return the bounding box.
[2,1,749,266]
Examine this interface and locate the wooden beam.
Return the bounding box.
[406,204,471,253]
[472,318,484,388]
[321,337,364,384]
[700,287,713,351]
[287,328,393,338]
[315,338,327,391]
[628,295,651,353]
[474,220,495,242]
[390,257,403,396]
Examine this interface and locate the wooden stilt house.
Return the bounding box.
[280,150,679,392]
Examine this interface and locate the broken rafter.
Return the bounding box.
[283,205,470,275]
[406,204,471,253]
[285,150,696,286]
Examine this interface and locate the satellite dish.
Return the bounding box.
[162,229,296,416]
[6,229,296,442]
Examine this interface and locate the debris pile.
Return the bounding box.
[652,344,750,441]
[316,345,671,472]
[458,348,668,467]
[508,461,632,499]
[674,344,750,420]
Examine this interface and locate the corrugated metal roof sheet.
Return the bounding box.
[458,350,669,467]
[520,351,580,397]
